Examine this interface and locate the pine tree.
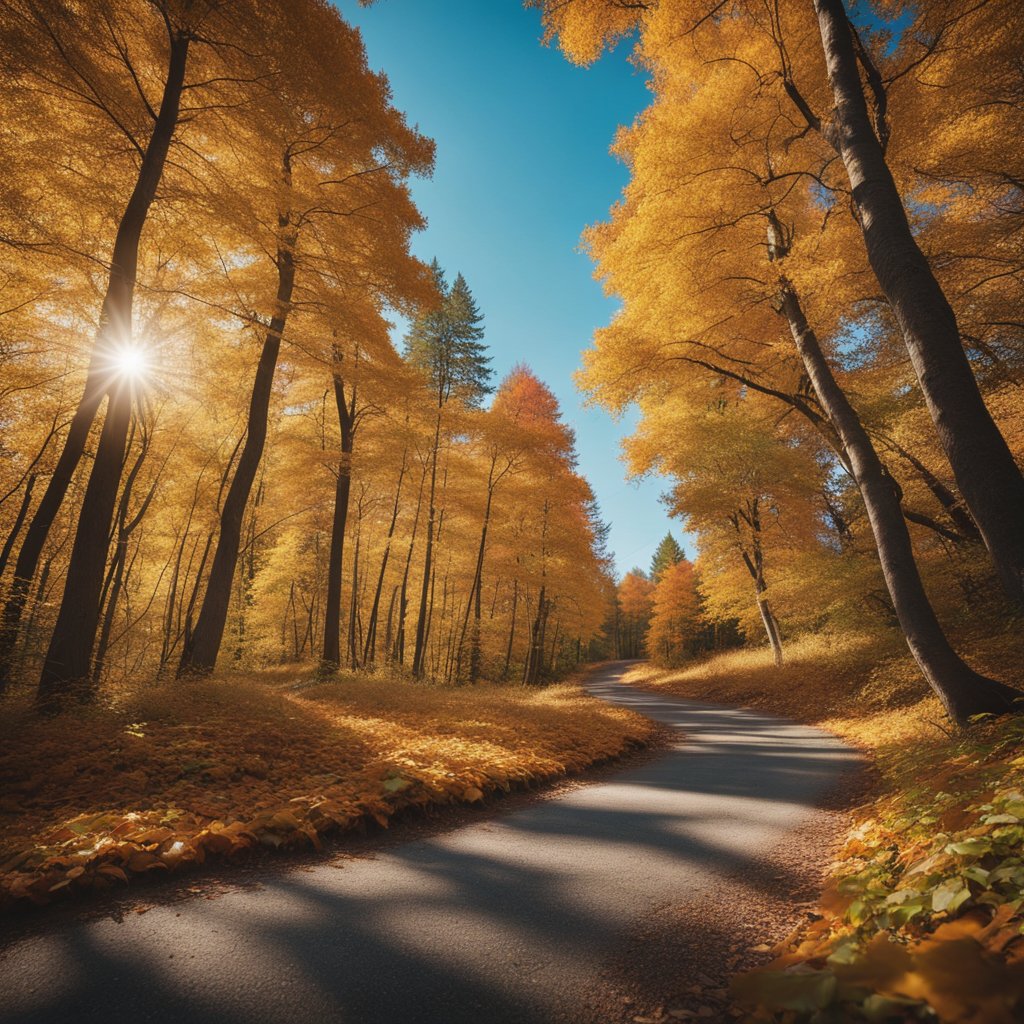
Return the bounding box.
[404,262,492,407]
[405,262,491,677]
[650,533,684,583]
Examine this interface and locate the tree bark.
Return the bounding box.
[0,30,190,692]
[779,279,1018,725]
[412,406,443,677]
[321,365,355,670]
[0,474,36,583]
[38,374,135,704]
[178,191,295,676]
[813,0,1024,606]
[503,579,518,680]
[363,455,406,666]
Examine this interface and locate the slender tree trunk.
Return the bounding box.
[736,503,784,668]
[178,195,296,676]
[813,0,1024,606]
[880,435,981,543]
[503,579,518,680]
[363,455,406,666]
[396,462,428,665]
[321,366,355,670]
[347,504,362,670]
[384,585,398,663]
[779,279,1018,725]
[456,482,493,683]
[412,407,443,677]
[524,585,547,686]
[0,30,190,693]
[0,474,36,582]
[91,435,156,690]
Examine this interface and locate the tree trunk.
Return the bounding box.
[178,201,295,676]
[503,579,518,680]
[813,0,1024,606]
[779,279,1018,725]
[38,375,135,704]
[456,481,493,683]
[412,407,443,677]
[0,30,190,692]
[524,585,547,686]
[321,366,355,670]
[0,474,36,582]
[363,455,406,667]
[347,505,362,670]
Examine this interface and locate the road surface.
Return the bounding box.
[0,661,858,1023]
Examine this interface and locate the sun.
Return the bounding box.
[112,344,149,380]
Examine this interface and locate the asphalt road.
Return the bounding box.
[0,662,858,1024]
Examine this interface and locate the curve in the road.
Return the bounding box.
[0,662,860,1024]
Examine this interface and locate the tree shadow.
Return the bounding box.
[0,674,860,1024]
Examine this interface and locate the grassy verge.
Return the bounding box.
[622,633,1024,1024]
[0,668,656,910]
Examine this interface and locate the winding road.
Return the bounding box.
[0,662,858,1023]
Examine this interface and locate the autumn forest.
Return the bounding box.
[1,1,1023,1023]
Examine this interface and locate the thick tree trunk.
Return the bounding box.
[779,280,1018,725]
[38,375,134,704]
[178,218,295,676]
[0,31,190,693]
[813,0,1024,606]
[321,369,355,671]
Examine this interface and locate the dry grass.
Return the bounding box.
[0,668,656,908]
[622,628,1023,753]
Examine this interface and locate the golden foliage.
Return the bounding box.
[0,670,655,908]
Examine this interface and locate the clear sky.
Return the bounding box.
[334,0,682,577]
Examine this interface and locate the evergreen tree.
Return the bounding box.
[404,261,491,406]
[650,533,684,582]
[404,260,491,676]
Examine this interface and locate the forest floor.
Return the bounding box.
[622,629,1024,1023]
[0,668,657,910]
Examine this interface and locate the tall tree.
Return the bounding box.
[0,0,214,698]
[526,0,1024,606]
[404,262,491,678]
[178,1,432,676]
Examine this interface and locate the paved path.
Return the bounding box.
[0,662,858,1023]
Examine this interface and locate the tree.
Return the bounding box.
[527,0,1024,608]
[404,262,492,678]
[558,0,1021,723]
[650,533,684,583]
[0,0,221,700]
[647,559,702,667]
[616,570,654,660]
[178,0,432,677]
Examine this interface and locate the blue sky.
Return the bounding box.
[334,0,681,577]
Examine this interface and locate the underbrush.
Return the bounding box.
[625,632,1024,1024]
[0,668,656,909]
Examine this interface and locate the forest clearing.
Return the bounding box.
[2,0,1024,1022]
